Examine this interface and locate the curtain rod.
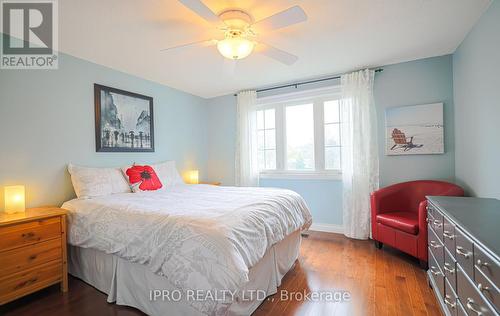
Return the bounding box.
[234,68,383,96]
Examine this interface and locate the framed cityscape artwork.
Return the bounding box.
[94,84,154,152]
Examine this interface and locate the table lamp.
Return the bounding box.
[4,185,26,214]
[187,170,199,184]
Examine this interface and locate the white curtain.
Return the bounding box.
[340,69,379,240]
[235,90,259,186]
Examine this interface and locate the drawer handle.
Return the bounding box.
[433,219,442,228]
[456,246,471,258]
[477,283,490,293]
[443,263,455,274]
[14,277,38,290]
[466,298,483,315]
[21,232,35,239]
[444,295,456,309]
[429,240,441,249]
[476,259,489,267]
[430,266,442,276]
[443,231,455,240]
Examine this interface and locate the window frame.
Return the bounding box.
[256,108,277,171]
[256,88,343,180]
[323,99,342,171]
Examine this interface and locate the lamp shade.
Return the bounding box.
[217,37,254,60]
[4,185,25,214]
[187,170,199,184]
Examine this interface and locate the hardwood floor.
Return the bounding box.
[1,232,441,316]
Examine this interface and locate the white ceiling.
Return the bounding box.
[60,0,491,98]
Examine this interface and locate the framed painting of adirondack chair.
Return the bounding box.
[385,103,444,155]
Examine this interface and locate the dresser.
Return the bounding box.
[0,207,68,304]
[427,196,499,316]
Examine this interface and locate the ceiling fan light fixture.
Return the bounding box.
[217,37,254,60]
[167,1,307,65]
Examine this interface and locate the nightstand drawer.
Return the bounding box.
[0,260,62,304]
[0,238,62,278]
[0,217,61,251]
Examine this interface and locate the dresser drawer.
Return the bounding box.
[475,265,500,312]
[429,250,445,299]
[455,228,474,278]
[475,246,500,289]
[456,299,468,316]
[431,215,444,242]
[429,227,445,266]
[457,265,496,316]
[0,217,61,251]
[0,260,62,304]
[444,278,458,316]
[443,216,456,257]
[0,238,62,278]
[444,247,457,290]
[427,203,439,221]
[426,206,435,227]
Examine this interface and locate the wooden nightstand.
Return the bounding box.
[199,182,221,186]
[0,207,68,304]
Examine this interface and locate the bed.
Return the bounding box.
[62,184,312,316]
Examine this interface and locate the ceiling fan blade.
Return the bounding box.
[177,0,222,25]
[256,43,298,65]
[252,6,307,33]
[160,39,217,52]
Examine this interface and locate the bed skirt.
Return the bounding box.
[68,229,302,316]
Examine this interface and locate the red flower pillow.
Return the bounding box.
[123,165,163,192]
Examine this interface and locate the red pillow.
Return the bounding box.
[123,165,163,192]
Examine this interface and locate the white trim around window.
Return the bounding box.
[256,86,343,180]
[260,170,342,180]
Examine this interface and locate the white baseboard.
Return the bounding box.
[307,223,344,234]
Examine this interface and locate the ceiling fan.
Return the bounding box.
[161,0,308,65]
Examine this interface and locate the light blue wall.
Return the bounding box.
[0,46,209,209]
[375,55,455,187]
[453,1,500,199]
[259,179,343,225]
[206,95,237,185]
[207,55,456,226]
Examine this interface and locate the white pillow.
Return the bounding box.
[151,160,185,188]
[68,164,131,198]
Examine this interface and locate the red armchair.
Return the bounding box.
[370,180,464,267]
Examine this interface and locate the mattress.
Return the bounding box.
[62,184,312,314]
[69,229,302,316]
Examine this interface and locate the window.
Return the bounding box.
[257,108,276,170]
[256,90,343,178]
[286,104,314,170]
[324,100,341,170]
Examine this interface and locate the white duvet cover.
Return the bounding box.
[62,185,312,314]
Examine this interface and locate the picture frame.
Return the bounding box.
[385,102,444,156]
[94,84,154,152]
